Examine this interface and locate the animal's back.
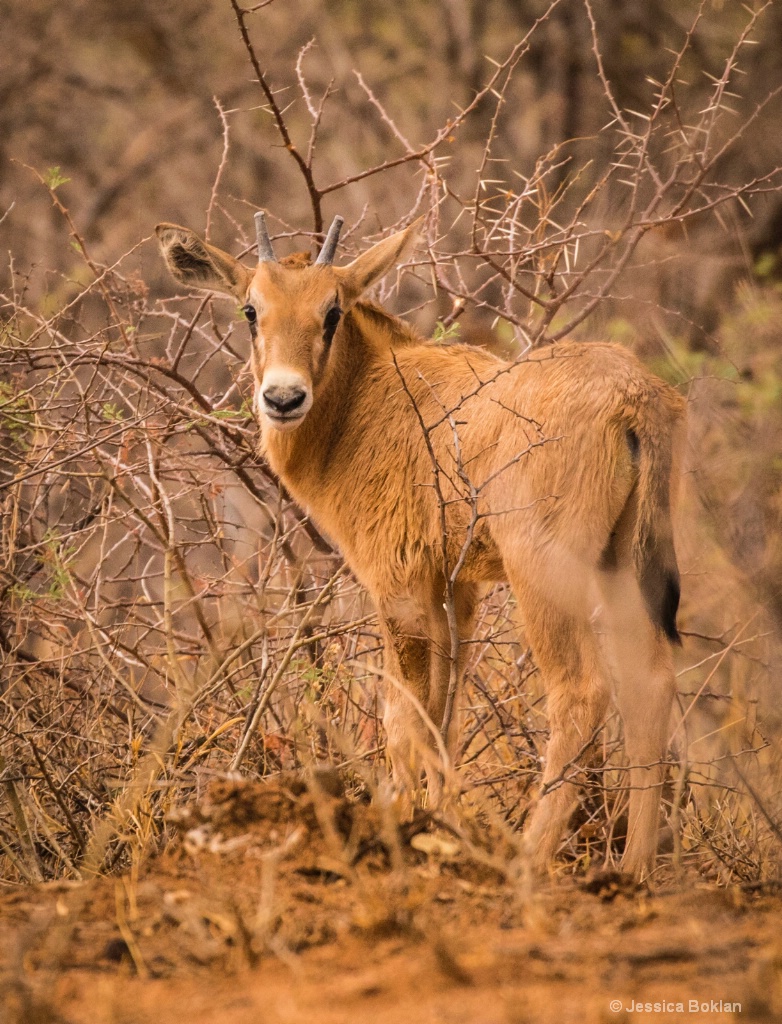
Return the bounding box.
[390,338,683,509]
[387,338,685,604]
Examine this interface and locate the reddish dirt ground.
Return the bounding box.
[2,776,781,1024]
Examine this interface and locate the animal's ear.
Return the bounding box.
[335,218,422,304]
[156,223,252,298]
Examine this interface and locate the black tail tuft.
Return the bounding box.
[660,571,681,645]
[639,561,681,645]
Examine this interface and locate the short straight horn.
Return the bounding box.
[254,211,277,263]
[315,215,344,265]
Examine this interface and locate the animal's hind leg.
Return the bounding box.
[514,582,610,873]
[595,567,676,879]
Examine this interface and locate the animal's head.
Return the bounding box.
[156,214,420,432]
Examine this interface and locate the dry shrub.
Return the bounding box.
[1,0,781,889]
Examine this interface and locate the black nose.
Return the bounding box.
[263,386,307,415]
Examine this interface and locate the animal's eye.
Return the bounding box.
[242,304,257,324]
[323,304,342,344]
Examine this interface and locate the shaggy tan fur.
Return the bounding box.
[157,220,686,879]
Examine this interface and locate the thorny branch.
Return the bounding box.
[0,0,780,887]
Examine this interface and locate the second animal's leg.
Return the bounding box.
[513,580,610,872]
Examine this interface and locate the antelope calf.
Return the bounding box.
[157,213,686,879]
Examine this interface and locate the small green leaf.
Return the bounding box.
[44,166,71,191]
[101,402,125,422]
[433,320,461,344]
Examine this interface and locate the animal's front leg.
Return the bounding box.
[380,617,437,812]
[380,581,478,813]
[426,582,479,763]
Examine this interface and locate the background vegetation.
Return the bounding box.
[2,0,782,890]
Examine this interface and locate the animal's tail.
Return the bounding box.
[626,393,686,644]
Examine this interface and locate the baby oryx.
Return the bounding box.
[157,213,686,879]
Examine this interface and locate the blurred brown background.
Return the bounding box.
[4,1,782,288]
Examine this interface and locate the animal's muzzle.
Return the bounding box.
[262,385,308,415]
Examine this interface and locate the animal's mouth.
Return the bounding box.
[264,410,306,431]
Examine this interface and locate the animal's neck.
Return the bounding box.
[260,306,390,500]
